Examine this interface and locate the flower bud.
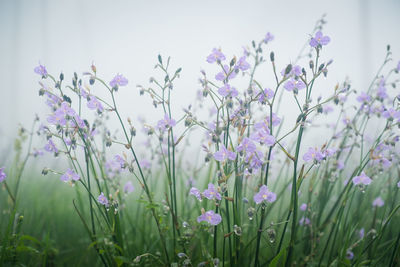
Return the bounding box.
[42,168,49,175]
[226,98,233,109]
[233,225,242,236]
[309,60,314,69]
[230,57,236,67]
[247,207,255,220]
[202,89,209,97]
[91,63,97,73]
[130,127,136,136]
[185,116,193,127]
[285,64,292,75]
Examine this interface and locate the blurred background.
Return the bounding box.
[0,0,399,160]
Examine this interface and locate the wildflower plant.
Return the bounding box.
[2,15,400,266]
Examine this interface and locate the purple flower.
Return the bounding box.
[300,203,307,211]
[284,78,306,92]
[60,102,76,116]
[110,74,128,88]
[33,148,44,157]
[34,64,48,77]
[323,105,334,114]
[303,147,325,163]
[253,185,276,204]
[203,183,221,201]
[245,150,264,170]
[80,87,89,98]
[281,65,302,77]
[342,117,351,126]
[47,109,67,126]
[215,65,237,81]
[352,172,372,186]
[197,210,222,226]
[346,250,354,260]
[87,96,104,113]
[207,48,226,64]
[98,192,109,206]
[254,120,270,134]
[398,181,400,188]
[377,85,388,100]
[157,114,176,131]
[186,176,195,187]
[324,148,337,157]
[237,56,251,71]
[356,92,371,103]
[44,139,58,153]
[372,197,384,207]
[382,108,400,121]
[60,168,80,182]
[299,216,311,226]
[237,137,257,154]
[266,113,281,127]
[106,159,123,178]
[309,31,330,48]
[0,167,6,182]
[372,156,391,169]
[189,187,202,201]
[263,32,274,44]
[218,84,238,97]
[258,88,274,103]
[336,160,344,170]
[124,181,135,194]
[242,46,250,57]
[114,155,125,168]
[72,114,86,129]
[214,144,236,162]
[359,228,365,239]
[250,130,275,146]
[44,92,61,108]
[140,159,151,170]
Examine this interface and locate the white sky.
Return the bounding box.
[0,0,399,156]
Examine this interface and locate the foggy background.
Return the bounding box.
[0,0,399,162]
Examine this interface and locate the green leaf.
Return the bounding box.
[269,248,287,267]
[19,235,41,245]
[16,245,40,254]
[115,256,130,267]
[158,54,162,65]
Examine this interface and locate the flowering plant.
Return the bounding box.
[2,16,400,266]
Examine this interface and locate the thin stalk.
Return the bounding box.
[254,207,266,267]
[389,231,400,267]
